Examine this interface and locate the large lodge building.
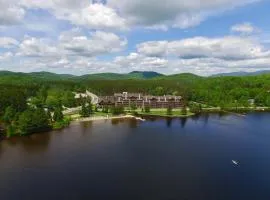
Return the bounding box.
[98,92,183,108]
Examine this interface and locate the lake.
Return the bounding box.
[1,113,270,200]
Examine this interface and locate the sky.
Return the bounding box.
[0,0,269,76]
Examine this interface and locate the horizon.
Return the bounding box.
[0,1,269,76]
[1,69,270,77]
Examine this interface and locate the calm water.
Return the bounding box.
[1,113,270,200]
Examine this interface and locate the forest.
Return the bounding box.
[1,71,270,137]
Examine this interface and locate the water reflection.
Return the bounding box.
[201,113,210,126]
[128,119,138,129]
[179,117,188,128]
[2,133,51,154]
[80,121,93,134]
[191,114,200,121]
[166,118,173,127]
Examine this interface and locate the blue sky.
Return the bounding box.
[0,0,269,75]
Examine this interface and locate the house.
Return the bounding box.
[98,92,183,108]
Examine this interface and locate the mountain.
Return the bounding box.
[0,70,165,83]
[77,71,164,80]
[28,71,75,80]
[0,71,75,85]
[156,73,203,81]
[128,71,164,79]
[212,70,270,77]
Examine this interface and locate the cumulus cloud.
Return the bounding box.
[15,29,127,58]
[137,41,168,57]
[0,0,25,25]
[64,4,127,30]
[0,37,19,48]
[108,0,259,29]
[231,23,259,34]
[114,53,169,71]
[18,0,259,30]
[137,36,270,60]
[16,37,59,57]
[0,52,13,61]
[20,0,127,30]
[59,29,127,56]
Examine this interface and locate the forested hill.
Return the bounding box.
[212,70,270,77]
[2,70,270,118]
[77,71,164,80]
[2,70,270,83]
[0,71,164,82]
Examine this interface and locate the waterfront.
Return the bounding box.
[1,113,270,199]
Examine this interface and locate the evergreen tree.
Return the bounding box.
[181,106,187,115]
[18,108,51,135]
[144,106,150,113]
[167,106,173,116]
[130,103,137,114]
[2,106,16,124]
[87,103,93,115]
[80,102,89,117]
[53,107,64,122]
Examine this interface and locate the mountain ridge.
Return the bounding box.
[1,70,270,82]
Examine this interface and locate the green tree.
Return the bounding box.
[53,106,64,122]
[130,103,137,114]
[154,87,165,96]
[181,106,187,115]
[144,106,150,113]
[111,105,125,115]
[102,105,109,113]
[87,102,93,115]
[62,91,76,108]
[167,106,173,116]
[18,108,51,135]
[80,102,89,117]
[39,86,48,104]
[2,106,16,124]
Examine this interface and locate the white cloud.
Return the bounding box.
[59,29,127,56]
[0,37,19,48]
[114,53,168,71]
[108,0,259,29]
[20,0,127,30]
[64,4,127,30]
[173,13,203,29]
[15,29,127,58]
[137,36,270,60]
[18,0,259,31]
[137,41,168,57]
[0,0,25,25]
[16,36,59,57]
[0,52,13,61]
[231,23,259,34]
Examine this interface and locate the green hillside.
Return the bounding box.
[77,71,164,80]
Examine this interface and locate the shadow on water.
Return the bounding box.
[2,132,51,155]
[179,117,188,128]
[80,121,93,134]
[166,117,173,127]
[191,114,200,121]
[128,119,138,129]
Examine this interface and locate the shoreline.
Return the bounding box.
[2,110,270,141]
[70,114,137,123]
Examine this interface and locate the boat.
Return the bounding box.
[232,160,239,165]
[135,117,146,122]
